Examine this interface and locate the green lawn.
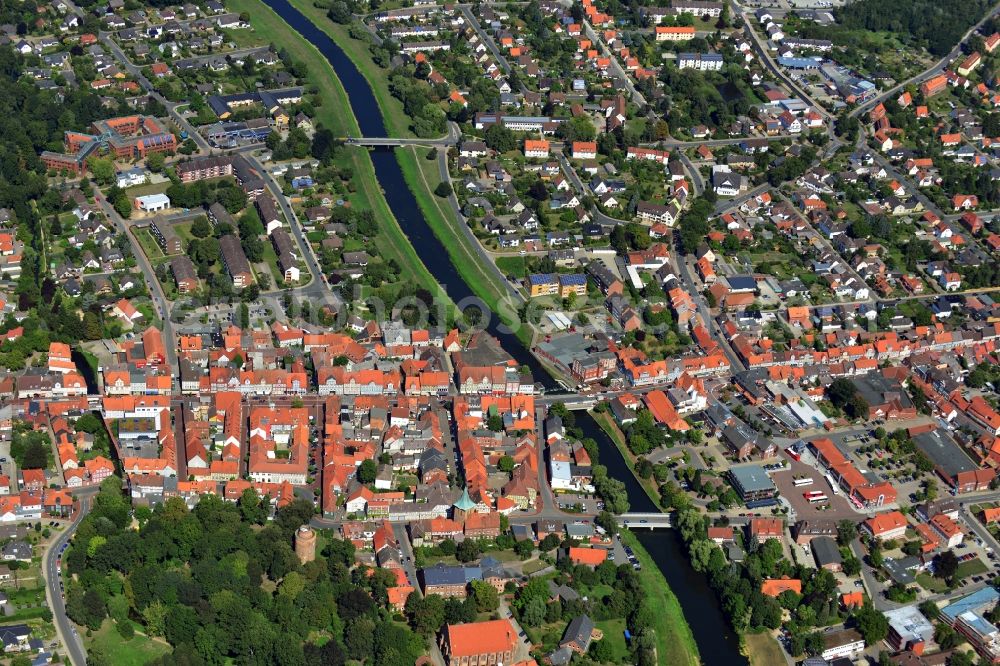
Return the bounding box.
[123,180,171,198]
[495,256,529,278]
[916,573,948,593]
[956,558,989,580]
[133,226,166,260]
[285,0,414,138]
[226,0,446,303]
[260,242,287,286]
[594,618,630,662]
[88,619,171,666]
[744,631,784,666]
[220,26,269,48]
[522,558,549,575]
[396,146,531,346]
[619,529,700,666]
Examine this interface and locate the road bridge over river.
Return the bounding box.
[618,513,673,528]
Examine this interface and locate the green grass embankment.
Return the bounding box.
[226,0,445,303]
[396,146,534,348]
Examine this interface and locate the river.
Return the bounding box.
[260,0,743,661]
[576,412,747,665]
[261,0,556,389]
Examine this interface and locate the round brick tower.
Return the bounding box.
[295,525,316,564]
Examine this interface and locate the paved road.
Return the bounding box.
[675,253,747,372]
[458,5,514,78]
[391,522,420,589]
[245,154,343,308]
[581,19,647,107]
[94,189,180,375]
[44,493,96,666]
[731,0,843,159]
[733,0,832,125]
[675,151,705,196]
[716,183,769,216]
[346,132,458,148]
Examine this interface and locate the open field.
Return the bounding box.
[88,619,171,666]
[744,631,784,666]
[594,618,630,662]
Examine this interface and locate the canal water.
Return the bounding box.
[576,412,747,665]
[262,0,556,389]
[262,0,744,661]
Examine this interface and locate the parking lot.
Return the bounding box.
[772,456,864,522]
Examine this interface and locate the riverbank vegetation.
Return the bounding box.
[618,529,702,666]
[667,492,882,660]
[591,410,664,508]
[228,0,447,312]
[396,146,534,347]
[288,0,435,138]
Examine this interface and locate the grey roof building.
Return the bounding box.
[912,429,979,487]
[811,536,843,571]
[727,464,776,502]
[560,614,594,654]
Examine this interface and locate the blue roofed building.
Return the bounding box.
[777,56,822,69]
[558,274,587,297]
[940,587,1000,663]
[419,563,483,598]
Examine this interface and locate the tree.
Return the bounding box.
[75,413,103,434]
[456,539,480,563]
[497,455,515,473]
[854,604,889,644]
[557,114,597,143]
[836,520,858,546]
[934,550,959,583]
[934,622,961,650]
[113,193,131,219]
[82,311,102,340]
[470,580,499,613]
[405,594,445,636]
[589,638,615,661]
[539,533,561,552]
[828,377,857,404]
[146,151,166,172]
[238,487,268,525]
[191,216,212,238]
[520,597,546,626]
[357,459,377,485]
[434,181,452,198]
[22,440,48,469]
[484,124,516,153]
[595,510,618,536]
[88,158,115,186]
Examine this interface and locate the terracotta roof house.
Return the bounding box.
[761,578,802,597]
[442,619,517,666]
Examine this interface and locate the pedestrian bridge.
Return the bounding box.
[617,513,672,528]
